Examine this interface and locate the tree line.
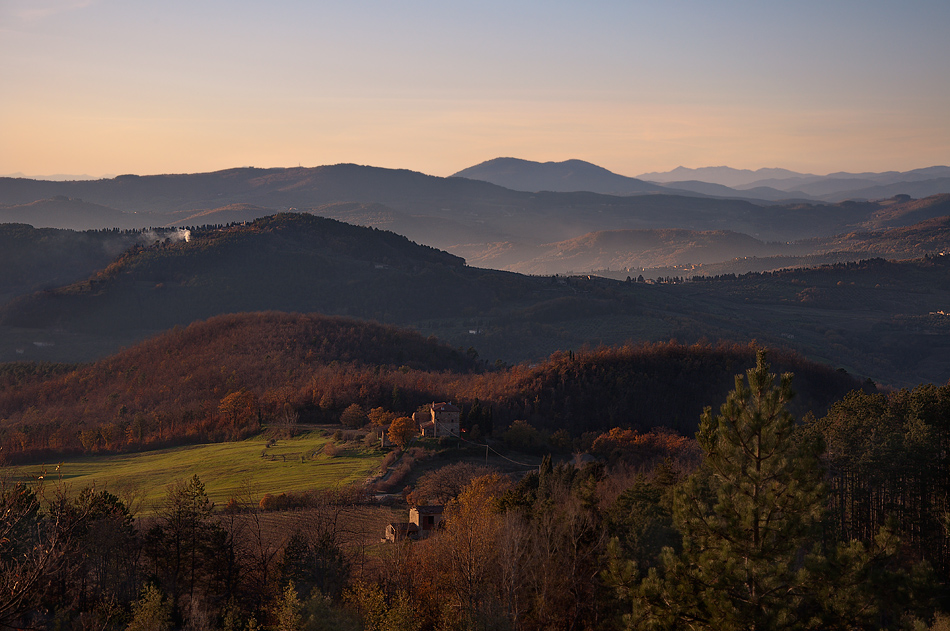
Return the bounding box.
[0,313,860,463]
[3,352,945,629]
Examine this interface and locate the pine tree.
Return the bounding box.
[635,351,931,630]
[641,350,825,629]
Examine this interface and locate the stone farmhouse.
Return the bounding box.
[419,401,460,439]
[385,505,445,542]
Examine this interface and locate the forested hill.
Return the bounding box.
[0,223,145,301]
[0,311,862,463]
[3,214,950,387]
[0,213,472,335]
[0,312,479,460]
[487,342,865,437]
[0,165,513,213]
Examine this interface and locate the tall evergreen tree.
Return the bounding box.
[143,475,232,620]
[634,351,930,630]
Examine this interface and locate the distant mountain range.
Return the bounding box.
[637,166,806,188]
[450,158,950,203]
[5,163,950,279]
[1,172,114,181]
[638,164,950,202]
[0,164,872,246]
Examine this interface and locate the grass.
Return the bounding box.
[12,430,385,513]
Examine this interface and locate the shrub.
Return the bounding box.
[340,403,367,429]
[259,493,277,511]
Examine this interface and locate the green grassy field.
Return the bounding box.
[12,431,384,512]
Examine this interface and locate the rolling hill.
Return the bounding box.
[0,196,139,230]
[2,213,950,387]
[451,157,668,194]
[451,201,950,276]
[5,164,941,259]
[0,311,862,463]
[454,228,782,275]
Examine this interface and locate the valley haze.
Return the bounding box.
[3,158,950,389]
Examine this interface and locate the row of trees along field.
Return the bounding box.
[0,311,861,462]
[2,353,947,629]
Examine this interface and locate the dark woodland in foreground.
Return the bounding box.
[3,351,949,630]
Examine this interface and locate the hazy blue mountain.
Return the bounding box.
[739,168,950,200]
[638,166,809,187]
[822,166,950,185]
[816,178,950,202]
[1,172,112,181]
[0,196,138,230]
[3,165,946,271]
[451,157,667,194]
[644,165,950,201]
[456,228,779,275]
[453,195,950,276]
[794,178,883,197]
[0,164,513,213]
[658,180,815,202]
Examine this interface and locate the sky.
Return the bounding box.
[2,0,949,179]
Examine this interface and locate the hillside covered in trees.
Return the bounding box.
[2,352,946,630]
[4,214,950,387]
[0,311,864,463]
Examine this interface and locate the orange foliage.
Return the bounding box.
[590,426,695,464]
[0,315,859,463]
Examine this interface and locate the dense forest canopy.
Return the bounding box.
[0,312,863,463]
[2,352,945,630]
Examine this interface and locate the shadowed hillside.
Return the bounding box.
[0,224,158,301]
[485,342,864,437]
[0,313,860,464]
[0,197,136,229]
[0,312,478,461]
[451,157,666,194]
[4,213,950,387]
[0,213,471,334]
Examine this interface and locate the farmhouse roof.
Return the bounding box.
[413,505,444,516]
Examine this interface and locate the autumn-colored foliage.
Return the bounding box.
[590,426,696,466]
[0,311,476,461]
[0,312,861,463]
[387,417,418,450]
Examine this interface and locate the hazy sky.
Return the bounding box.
[2,0,948,178]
